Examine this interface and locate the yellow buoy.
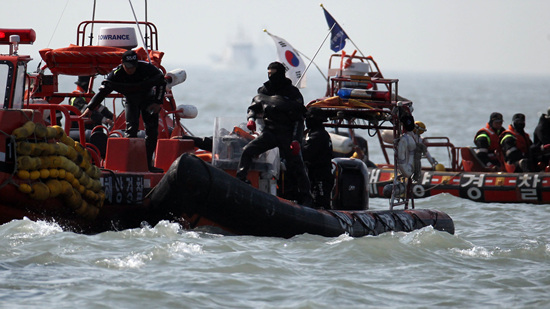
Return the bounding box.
[34,123,48,139]
[29,170,41,180]
[17,170,30,180]
[77,184,86,194]
[56,142,69,156]
[66,189,82,209]
[49,156,62,169]
[49,168,59,178]
[57,169,66,179]
[19,183,32,194]
[12,121,35,139]
[59,180,73,196]
[39,168,50,179]
[16,141,32,156]
[71,178,80,189]
[46,179,62,198]
[60,135,75,147]
[39,143,55,156]
[39,156,52,169]
[29,143,42,156]
[46,126,58,139]
[66,147,78,161]
[64,171,75,183]
[29,182,50,200]
[51,125,65,139]
[84,189,98,201]
[73,166,83,179]
[18,156,35,170]
[78,173,89,187]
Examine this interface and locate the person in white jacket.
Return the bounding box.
[397,115,422,181]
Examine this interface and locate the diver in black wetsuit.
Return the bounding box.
[236,62,313,206]
[81,50,166,173]
[302,109,334,209]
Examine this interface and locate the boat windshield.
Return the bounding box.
[0,61,25,109]
[0,62,10,108]
[12,63,26,109]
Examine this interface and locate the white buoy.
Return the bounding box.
[175,104,198,119]
[329,133,354,154]
[165,69,187,89]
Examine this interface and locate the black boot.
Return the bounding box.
[146,141,164,173]
[236,168,251,184]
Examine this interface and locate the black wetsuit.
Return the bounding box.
[237,75,312,206]
[88,61,166,167]
[303,118,334,209]
[530,114,550,170]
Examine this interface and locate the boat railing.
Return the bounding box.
[422,137,460,171]
[325,53,384,97]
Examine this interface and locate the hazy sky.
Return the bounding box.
[3,0,550,76]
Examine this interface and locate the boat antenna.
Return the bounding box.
[144,0,149,49]
[46,0,70,48]
[128,0,152,63]
[295,23,335,87]
[89,0,97,45]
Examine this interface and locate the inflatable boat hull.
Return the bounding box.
[149,154,454,238]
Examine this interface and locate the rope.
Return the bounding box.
[46,0,70,48]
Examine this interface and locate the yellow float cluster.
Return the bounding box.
[13,121,105,219]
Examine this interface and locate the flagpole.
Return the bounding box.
[294,24,334,86]
[296,50,327,83]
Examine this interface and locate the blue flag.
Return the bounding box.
[322,7,349,52]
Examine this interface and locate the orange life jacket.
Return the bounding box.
[501,125,532,155]
[476,123,501,152]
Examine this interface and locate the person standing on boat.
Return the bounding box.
[302,108,334,209]
[413,121,441,170]
[474,112,505,170]
[236,61,313,206]
[70,76,113,130]
[81,50,166,173]
[500,113,533,172]
[530,108,550,171]
[397,115,423,182]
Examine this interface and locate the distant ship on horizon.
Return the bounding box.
[210,27,262,70]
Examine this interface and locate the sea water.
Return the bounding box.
[1,67,550,308]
